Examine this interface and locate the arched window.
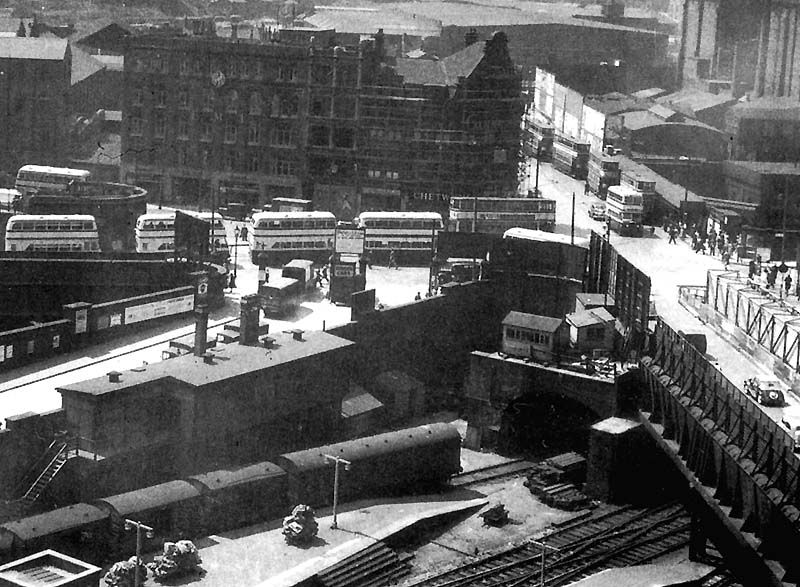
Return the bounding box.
[226,90,239,113]
[249,92,262,115]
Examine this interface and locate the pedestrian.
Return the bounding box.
[321,264,328,283]
[228,272,236,291]
[314,269,323,287]
[708,237,716,256]
[240,225,248,241]
[722,249,731,269]
[388,249,398,269]
[748,259,756,280]
[786,274,793,296]
[414,292,422,301]
[668,227,677,244]
[363,250,373,269]
[691,231,699,251]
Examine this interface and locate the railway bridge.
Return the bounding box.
[640,318,800,586]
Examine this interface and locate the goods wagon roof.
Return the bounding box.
[189,462,286,491]
[96,480,201,516]
[2,504,107,542]
[278,423,460,471]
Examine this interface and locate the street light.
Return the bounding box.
[123,519,154,587]
[679,155,691,202]
[323,454,351,529]
[232,225,240,287]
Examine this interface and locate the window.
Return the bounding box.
[239,61,249,78]
[180,59,190,76]
[178,91,189,110]
[224,151,240,171]
[156,89,167,108]
[367,169,381,178]
[130,117,143,136]
[281,94,299,117]
[226,90,239,113]
[132,89,143,106]
[279,66,297,81]
[247,122,261,145]
[273,159,294,176]
[272,127,294,146]
[177,117,189,140]
[202,90,214,111]
[201,121,212,141]
[249,92,262,115]
[154,115,166,138]
[177,146,188,165]
[224,122,237,144]
[247,153,260,172]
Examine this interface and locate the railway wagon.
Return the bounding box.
[0,503,109,565]
[274,423,462,507]
[188,462,288,534]
[93,480,203,554]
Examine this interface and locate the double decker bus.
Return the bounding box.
[355,211,443,265]
[530,120,554,161]
[552,135,590,180]
[135,212,229,257]
[621,172,657,221]
[248,211,336,264]
[5,214,100,252]
[606,185,644,236]
[15,165,91,196]
[586,152,621,199]
[449,197,556,234]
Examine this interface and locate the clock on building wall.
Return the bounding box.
[211,70,226,88]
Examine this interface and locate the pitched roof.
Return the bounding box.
[0,37,68,60]
[502,311,563,332]
[729,96,800,120]
[306,7,441,37]
[394,39,485,86]
[565,307,615,328]
[656,88,737,114]
[70,43,105,85]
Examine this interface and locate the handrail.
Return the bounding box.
[10,438,63,499]
[22,443,67,501]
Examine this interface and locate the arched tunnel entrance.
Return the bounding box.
[497,391,600,457]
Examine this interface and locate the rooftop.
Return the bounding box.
[576,293,616,307]
[565,307,615,328]
[0,37,68,60]
[726,160,800,175]
[656,88,737,114]
[57,330,354,396]
[306,7,441,37]
[382,1,662,33]
[395,39,485,86]
[502,311,563,332]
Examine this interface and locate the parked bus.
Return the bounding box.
[135,211,229,257]
[530,120,554,161]
[552,135,589,180]
[449,197,555,234]
[15,165,91,196]
[248,211,336,264]
[355,211,444,265]
[606,185,644,236]
[5,214,100,252]
[586,152,620,199]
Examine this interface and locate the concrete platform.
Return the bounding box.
[135,490,487,587]
[567,561,714,587]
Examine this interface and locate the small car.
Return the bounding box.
[744,376,786,407]
[589,203,606,221]
[781,407,800,451]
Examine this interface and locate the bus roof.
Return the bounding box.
[17,165,91,177]
[608,184,643,196]
[137,212,176,221]
[503,228,587,246]
[252,211,335,220]
[357,212,443,220]
[9,214,96,222]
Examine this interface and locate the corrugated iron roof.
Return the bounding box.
[306,7,441,37]
[656,88,737,114]
[502,311,563,332]
[565,307,615,328]
[0,37,68,60]
[2,504,107,541]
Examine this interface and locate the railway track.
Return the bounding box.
[404,502,691,587]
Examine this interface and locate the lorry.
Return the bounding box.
[259,259,316,315]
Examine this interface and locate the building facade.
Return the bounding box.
[0,38,71,185]
[120,22,522,216]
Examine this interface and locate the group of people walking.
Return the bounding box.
[664,220,738,268]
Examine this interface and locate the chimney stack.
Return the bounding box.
[202,352,215,365]
[108,371,121,383]
[291,329,304,341]
[465,27,479,47]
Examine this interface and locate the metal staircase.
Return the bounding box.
[20,440,70,505]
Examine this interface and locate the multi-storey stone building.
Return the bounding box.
[120,21,522,216]
[0,38,71,183]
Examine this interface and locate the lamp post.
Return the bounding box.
[680,155,691,202]
[233,225,240,286]
[124,519,154,587]
[323,454,351,529]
